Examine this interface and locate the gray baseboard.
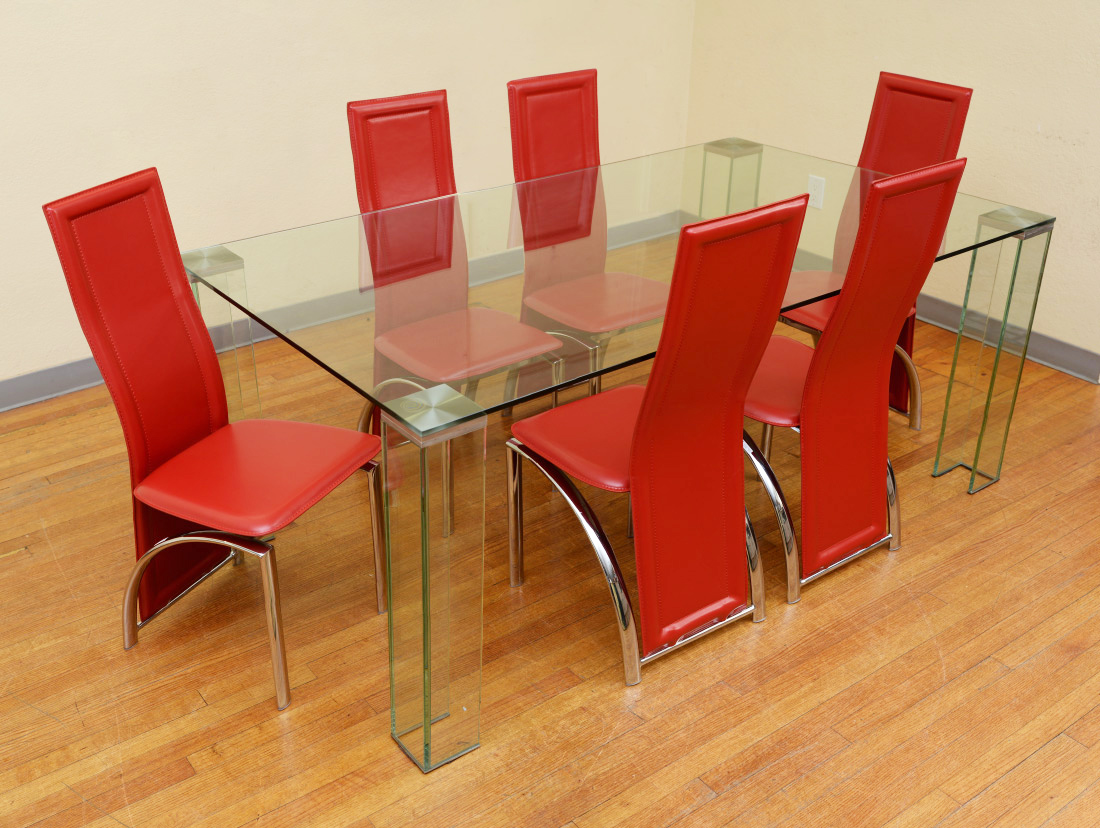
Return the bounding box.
[916,294,1100,384]
[8,214,1094,413]
[1,210,695,413]
[0,358,106,413]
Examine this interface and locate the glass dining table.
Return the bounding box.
[182,139,1054,771]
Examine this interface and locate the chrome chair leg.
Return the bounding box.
[507,442,524,587]
[588,337,609,396]
[257,546,291,709]
[365,461,386,613]
[743,431,801,604]
[544,331,600,405]
[761,423,774,462]
[550,356,565,409]
[744,509,765,622]
[357,400,376,434]
[893,344,922,431]
[887,458,900,551]
[626,492,634,539]
[502,367,520,417]
[506,438,642,686]
[122,531,290,708]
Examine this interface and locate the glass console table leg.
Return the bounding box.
[698,138,763,219]
[381,387,486,772]
[934,211,1054,493]
[186,249,262,422]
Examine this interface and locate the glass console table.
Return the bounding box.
[183,140,1054,770]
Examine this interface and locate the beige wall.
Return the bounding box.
[6,0,1097,388]
[687,0,1100,357]
[1,0,696,381]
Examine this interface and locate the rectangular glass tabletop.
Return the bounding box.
[184,139,1054,770]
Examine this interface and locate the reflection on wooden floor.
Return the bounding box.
[3,308,1100,827]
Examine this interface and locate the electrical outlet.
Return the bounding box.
[808,175,826,209]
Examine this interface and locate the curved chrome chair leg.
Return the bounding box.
[743,430,801,604]
[761,423,774,462]
[122,531,291,708]
[887,458,900,551]
[507,442,524,587]
[744,509,765,622]
[357,400,376,434]
[893,344,922,431]
[366,461,387,613]
[506,438,641,685]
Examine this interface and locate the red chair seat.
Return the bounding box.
[781,270,845,325]
[523,272,670,334]
[745,335,815,428]
[134,420,382,537]
[511,384,645,492]
[783,273,917,333]
[783,294,839,331]
[374,307,561,384]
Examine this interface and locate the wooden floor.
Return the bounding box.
[3,319,1100,827]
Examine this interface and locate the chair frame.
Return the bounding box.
[119,459,383,710]
[500,195,812,683]
[348,90,565,532]
[44,168,387,711]
[780,72,972,430]
[506,438,764,686]
[779,320,922,431]
[506,70,665,404]
[745,430,900,604]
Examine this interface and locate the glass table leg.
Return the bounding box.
[381,388,486,772]
[698,138,764,219]
[185,249,262,422]
[934,211,1054,492]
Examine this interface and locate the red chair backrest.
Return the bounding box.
[858,72,972,175]
[42,168,229,618]
[347,90,457,210]
[832,72,971,274]
[507,70,606,292]
[629,195,808,656]
[347,90,466,330]
[801,159,965,575]
[43,169,228,486]
[507,69,600,182]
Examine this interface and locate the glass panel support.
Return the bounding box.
[381,385,486,771]
[698,138,763,219]
[934,209,1054,492]
[184,247,261,421]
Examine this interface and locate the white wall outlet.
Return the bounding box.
[808,175,826,210]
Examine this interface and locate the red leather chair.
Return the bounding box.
[348,91,563,534]
[507,69,671,396]
[781,72,972,433]
[507,195,808,684]
[347,90,562,425]
[43,169,384,710]
[747,159,966,603]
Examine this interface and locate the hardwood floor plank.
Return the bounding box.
[3,305,1099,827]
